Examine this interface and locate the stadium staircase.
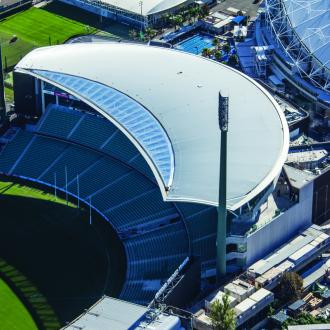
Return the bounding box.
[0,105,217,305]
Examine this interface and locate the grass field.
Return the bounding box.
[0,6,97,69]
[0,278,37,330]
[4,86,13,102]
[0,180,75,206]
[0,178,126,327]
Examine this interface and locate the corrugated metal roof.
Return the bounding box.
[249,288,273,302]
[249,225,328,276]
[235,298,255,313]
[289,243,315,262]
[62,297,148,330]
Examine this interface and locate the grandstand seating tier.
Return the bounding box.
[0,105,218,305]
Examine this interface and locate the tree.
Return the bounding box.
[212,38,219,48]
[214,50,221,61]
[279,272,303,303]
[228,54,238,67]
[188,7,196,22]
[144,27,157,41]
[201,4,209,18]
[174,14,183,29]
[128,29,138,40]
[169,14,183,30]
[202,48,212,58]
[222,43,230,53]
[282,312,330,329]
[209,294,236,330]
[191,6,201,21]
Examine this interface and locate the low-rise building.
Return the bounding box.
[235,288,274,327]
[224,279,255,302]
[205,290,237,311]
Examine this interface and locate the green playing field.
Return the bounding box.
[0,278,37,330]
[0,6,96,69]
[0,178,126,327]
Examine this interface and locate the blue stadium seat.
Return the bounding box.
[121,222,188,303]
[38,105,81,138]
[69,114,117,149]
[101,130,139,164]
[0,130,33,174]
[0,107,221,306]
[180,204,217,262]
[14,137,67,179]
[39,146,100,188]
[38,107,155,180]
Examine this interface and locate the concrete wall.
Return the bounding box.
[246,182,313,266]
[313,168,330,225]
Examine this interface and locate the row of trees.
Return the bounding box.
[128,3,211,41]
[164,4,210,30]
[201,38,239,67]
[128,27,158,41]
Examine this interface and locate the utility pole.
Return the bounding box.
[216,92,229,281]
[139,1,143,35]
[0,46,6,125]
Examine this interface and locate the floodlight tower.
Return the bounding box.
[216,92,229,281]
[0,46,6,125]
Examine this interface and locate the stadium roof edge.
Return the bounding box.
[15,43,289,210]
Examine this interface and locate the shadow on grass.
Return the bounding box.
[0,193,126,326]
[42,1,131,39]
[0,258,60,330]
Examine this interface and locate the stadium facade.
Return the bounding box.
[57,0,194,28]
[0,43,306,306]
[256,0,330,120]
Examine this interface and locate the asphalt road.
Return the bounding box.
[211,0,262,18]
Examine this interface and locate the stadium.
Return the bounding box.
[0,42,289,325]
[258,0,330,117]
[58,0,194,28]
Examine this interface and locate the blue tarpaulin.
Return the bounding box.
[232,16,246,24]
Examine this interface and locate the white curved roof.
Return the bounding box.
[283,0,330,71]
[96,0,191,16]
[15,43,289,210]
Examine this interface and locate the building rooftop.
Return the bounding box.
[224,279,255,299]
[283,165,315,190]
[249,288,272,302]
[86,0,191,16]
[288,325,330,330]
[256,267,282,284]
[288,299,306,311]
[248,225,328,276]
[235,298,255,314]
[16,43,289,210]
[62,297,148,330]
[287,150,328,165]
[205,290,237,309]
[62,296,181,330]
[271,310,289,324]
